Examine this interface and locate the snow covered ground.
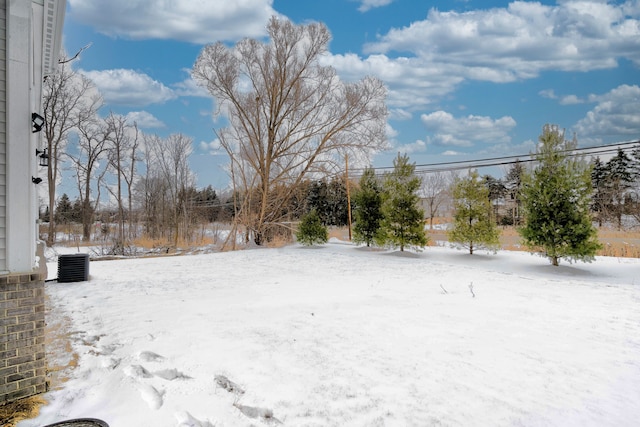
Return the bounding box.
[19,241,640,427]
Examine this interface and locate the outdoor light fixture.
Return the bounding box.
[36,148,49,167]
[32,176,43,184]
[32,112,45,133]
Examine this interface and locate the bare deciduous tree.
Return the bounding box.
[69,110,109,241]
[105,113,139,251]
[144,133,195,247]
[192,16,387,245]
[420,172,448,230]
[43,63,98,245]
[137,134,167,240]
[122,123,141,238]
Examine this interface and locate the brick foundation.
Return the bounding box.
[0,273,46,404]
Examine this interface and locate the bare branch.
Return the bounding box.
[192,17,387,245]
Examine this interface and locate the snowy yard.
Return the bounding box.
[20,241,640,427]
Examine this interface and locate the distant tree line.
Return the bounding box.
[40,20,640,264]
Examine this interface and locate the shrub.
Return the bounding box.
[296,209,328,246]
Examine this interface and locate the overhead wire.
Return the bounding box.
[348,139,640,177]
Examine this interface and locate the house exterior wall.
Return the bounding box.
[0,0,6,272]
[6,0,37,273]
[0,272,46,403]
[1,0,65,404]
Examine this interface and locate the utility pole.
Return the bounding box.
[345,153,352,241]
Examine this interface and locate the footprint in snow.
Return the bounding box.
[154,368,191,381]
[138,383,165,410]
[137,350,164,362]
[97,344,117,355]
[124,364,153,379]
[174,411,215,427]
[233,403,281,424]
[214,375,244,395]
[100,356,120,370]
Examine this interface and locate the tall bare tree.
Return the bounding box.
[192,16,387,245]
[138,134,167,240]
[69,110,109,241]
[42,63,98,245]
[420,172,448,230]
[144,133,194,247]
[105,113,139,251]
[122,122,141,238]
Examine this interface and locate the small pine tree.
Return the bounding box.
[54,193,73,224]
[380,153,428,251]
[296,209,328,246]
[520,124,601,266]
[352,167,384,247]
[448,170,500,254]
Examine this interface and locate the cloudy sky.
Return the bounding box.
[62,0,640,188]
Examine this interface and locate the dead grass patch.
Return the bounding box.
[597,228,640,239]
[266,233,291,248]
[133,235,216,250]
[429,225,640,258]
[328,227,350,241]
[0,395,47,427]
[598,242,640,258]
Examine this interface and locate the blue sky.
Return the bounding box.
[62,0,640,189]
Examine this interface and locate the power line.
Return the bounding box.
[350,139,640,177]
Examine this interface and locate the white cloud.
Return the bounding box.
[396,139,427,154]
[67,0,279,43]
[559,94,584,105]
[81,69,176,107]
[321,1,639,113]
[199,139,225,155]
[363,1,640,81]
[386,123,399,139]
[573,84,640,144]
[388,108,413,121]
[125,111,165,129]
[323,53,464,111]
[540,90,586,105]
[356,0,395,13]
[478,138,537,158]
[420,111,516,147]
[539,89,557,99]
[173,72,210,98]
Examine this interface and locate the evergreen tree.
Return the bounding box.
[504,160,524,225]
[631,144,640,177]
[605,148,635,230]
[449,170,500,254]
[196,185,219,222]
[352,167,384,247]
[630,144,640,223]
[591,157,610,227]
[482,174,506,224]
[54,193,74,224]
[71,198,85,224]
[380,153,428,251]
[295,209,328,246]
[519,124,601,266]
[306,177,348,226]
[306,180,326,221]
[326,176,348,226]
